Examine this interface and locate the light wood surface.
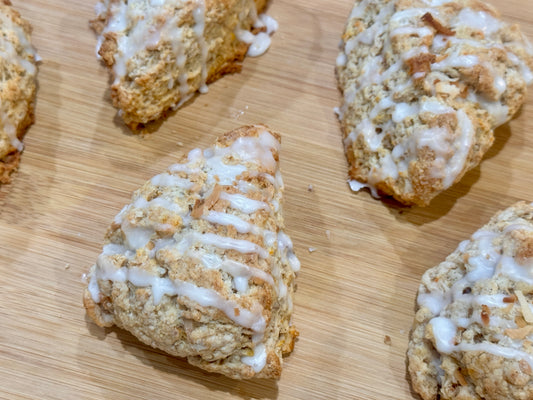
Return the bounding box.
[1,0,533,399]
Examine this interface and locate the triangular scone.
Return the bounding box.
[336,0,533,206]
[408,202,533,400]
[83,125,299,379]
[91,0,276,129]
[0,0,38,183]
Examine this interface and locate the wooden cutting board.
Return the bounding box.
[1,0,532,399]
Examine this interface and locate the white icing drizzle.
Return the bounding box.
[174,24,190,103]
[121,220,154,249]
[278,231,300,272]
[150,173,194,189]
[430,317,533,369]
[349,0,372,19]
[390,26,433,38]
[89,265,266,332]
[247,32,272,57]
[181,232,269,259]
[441,109,474,189]
[236,13,278,57]
[432,54,479,70]
[235,29,255,44]
[420,0,453,5]
[348,179,380,199]
[219,192,270,214]
[203,211,257,234]
[336,52,347,68]
[0,111,22,152]
[241,343,267,372]
[88,128,299,373]
[219,259,274,292]
[202,130,280,185]
[392,103,419,122]
[451,8,503,38]
[419,218,533,368]
[192,0,208,93]
[255,14,278,34]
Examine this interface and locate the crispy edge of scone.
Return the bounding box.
[91,0,270,130]
[0,0,37,184]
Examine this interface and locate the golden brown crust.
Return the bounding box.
[93,0,270,130]
[0,2,38,184]
[0,149,20,184]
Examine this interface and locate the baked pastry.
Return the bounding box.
[0,0,38,183]
[336,0,533,206]
[91,0,277,129]
[408,201,533,399]
[83,124,299,379]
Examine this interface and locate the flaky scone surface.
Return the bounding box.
[92,0,272,129]
[408,202,533,400]
[83,124,299,379]
[0,0,38,184]
[336,0,533,206]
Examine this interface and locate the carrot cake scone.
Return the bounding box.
[92,0,277,129]
[0,0,38,184]
[408,202,533,399]
[83,124,299,379]
[336,0,533,206]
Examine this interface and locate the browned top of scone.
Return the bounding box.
[408,201,533,400]
[0,1,38,183]
[92,0,269,129]
[337,0,533,206]
[83,124,299,379]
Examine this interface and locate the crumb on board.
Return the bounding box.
[308,247,317,253]
[65,263,70,270]
[307,184,314,192]
[325,230,331,240]
[384,335,391,345]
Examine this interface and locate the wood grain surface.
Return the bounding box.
[1,0,532,399]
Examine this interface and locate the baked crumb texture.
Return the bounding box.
[92,0,276,130]
[0,0,38,184]
[408,201,533,400]
[336,0,533,206]
[83,124,300,379]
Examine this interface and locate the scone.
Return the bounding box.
[91,0,277,129]
[408,202,533,400]
[0,0,38,184]
[83,124,299,379]
[336,0,533,206]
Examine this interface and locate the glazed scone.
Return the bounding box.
[408,202,533,400]
[92,0,277,129]
[83,125,299,379]
[336,0,533,206]
[0,0,38,183]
